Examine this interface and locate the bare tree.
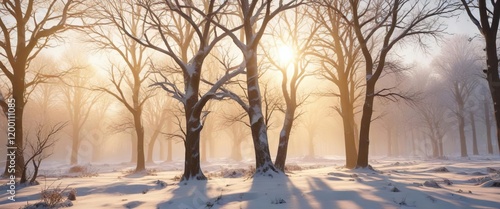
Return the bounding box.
[434,35,481,157]
[417,100,448,158]
[0,0,85,177]
[481,92,495,154]
[311,0,364,168]
[143,95,171,163]
[208,0,303,176]
[21,122,67,184]
[89,0,155,172]
[60,53,99,165]
[470,111,479,155]
[460,0,500,152]
[346,0,460,167]
[107,0,250,180]
[259,7,316,171]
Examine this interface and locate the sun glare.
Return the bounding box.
[278,45,295,65]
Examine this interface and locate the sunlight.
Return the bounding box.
[278,45,295,65]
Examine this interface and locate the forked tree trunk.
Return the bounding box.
[274,108,295,172]
[470,111,479,155]
[246,55,278,176]
[146,130,161,163]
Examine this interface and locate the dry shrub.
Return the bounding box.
[69,165,86,173]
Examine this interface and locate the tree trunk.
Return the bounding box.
[134,112,146,172]
[13,82,25,178]
[246,54,279,176]
[357,83,375,168]
[130,131,137,163]
[146,130,160,163]
[231,138,243,161]
[458,115,468,157]
[307,130,315,158]
[167,138,173,162]
[431,136,439,158]
[91,134,101,162]
[181,121,205,180]
[180,70,206,181]
[339,86,357,168]
[483,34,500,154]
[387,127,393,157]
[438,135,444,157]
[470,111,479,155]
[274,108,295,172]
[458,104,468,157]
[484,97,494,154]
[70,128,79,165]
[411,129,416,156]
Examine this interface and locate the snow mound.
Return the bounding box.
[430,167,449,172]
[423,180,441,188]
[480,179,500,187]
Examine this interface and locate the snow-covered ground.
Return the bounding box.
[1,156,500,209]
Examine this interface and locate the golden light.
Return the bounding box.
[277,45,295,65]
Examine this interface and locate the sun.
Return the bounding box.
[277,45,295,65]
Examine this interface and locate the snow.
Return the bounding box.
[1,157,500,209]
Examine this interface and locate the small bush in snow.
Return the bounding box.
[390,186,400,192]
[68,165,99,178]
[271,197,286,204]
[285,164,302,172]
[68,165,85,173]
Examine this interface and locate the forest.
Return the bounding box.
[0,0,500,209]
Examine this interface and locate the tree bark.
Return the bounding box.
[357,83,375,168]
[458,114,468,157]
[483,34,500,154]
[484,98,493,154]
[130,131,137,163]
[133,111,146,171]
[13,80,25,178]
[274,108,295,172]
[470,111,479,155]
[180,68,206,181]
[339,85,357,168]
[246,54,278,175]
[167,138,173,162]
[146,130,160,163]
[70,128,80,165]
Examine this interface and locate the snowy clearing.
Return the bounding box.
[1,157,500,209]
